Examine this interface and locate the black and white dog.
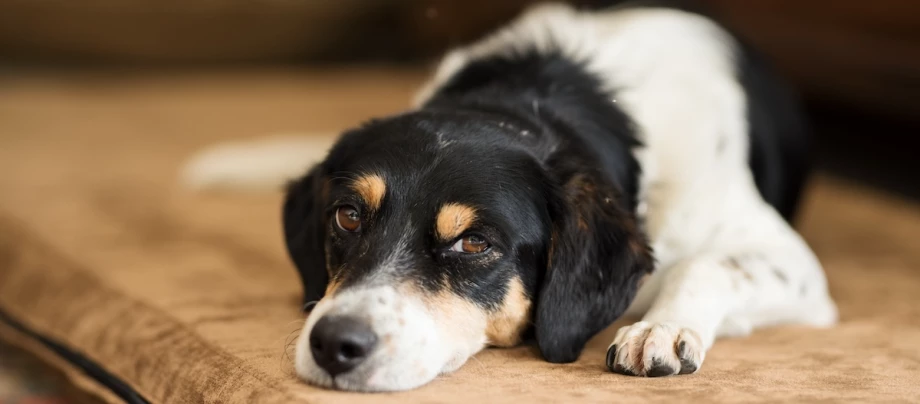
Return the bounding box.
[184,3,837,392]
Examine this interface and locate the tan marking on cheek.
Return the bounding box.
[486,276,532,347]
[437,294,487,348]
[403,282,487,348]
[351,174,386,211]
[435,203,477,241]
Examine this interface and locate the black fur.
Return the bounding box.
[283,29,808,365]
[283,49,654,363]
[737,44,811,222]
[432,51,655,363]
[283,166,329,307]
[286,109,553,313]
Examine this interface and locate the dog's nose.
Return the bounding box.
[309,316,378,376]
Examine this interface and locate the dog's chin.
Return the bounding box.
[294,333,473,392]
[295,358,458,393]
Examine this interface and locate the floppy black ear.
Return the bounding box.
[535,169,654,363]
[282,165,329,311]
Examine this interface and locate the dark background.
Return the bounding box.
[2,0,918,199]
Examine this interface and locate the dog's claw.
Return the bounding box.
[606,321,704,377]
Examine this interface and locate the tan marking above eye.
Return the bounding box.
[436,203,477,241]
[351,174,386,212]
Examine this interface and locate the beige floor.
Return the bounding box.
[1,68,919,403]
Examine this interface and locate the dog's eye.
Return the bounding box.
[450,234,490,254]
[335,206,361,232]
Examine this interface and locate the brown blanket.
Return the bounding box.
[1,69,918,403]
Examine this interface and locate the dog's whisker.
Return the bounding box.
[280,329,302,375]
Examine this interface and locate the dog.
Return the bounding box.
[183,3,837,392]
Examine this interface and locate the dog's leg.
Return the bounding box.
[607,210,837,377]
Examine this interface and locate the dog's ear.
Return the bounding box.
[282,165,329,311]
[535,168,654,363]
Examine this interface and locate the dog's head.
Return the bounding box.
[286,110,652,391]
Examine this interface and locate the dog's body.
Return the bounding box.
[184,3,836,392]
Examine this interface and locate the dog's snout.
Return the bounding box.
[309,316,378,376]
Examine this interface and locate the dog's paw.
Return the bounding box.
[606,321,704,377]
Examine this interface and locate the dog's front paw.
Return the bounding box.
[606,321,704,377]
